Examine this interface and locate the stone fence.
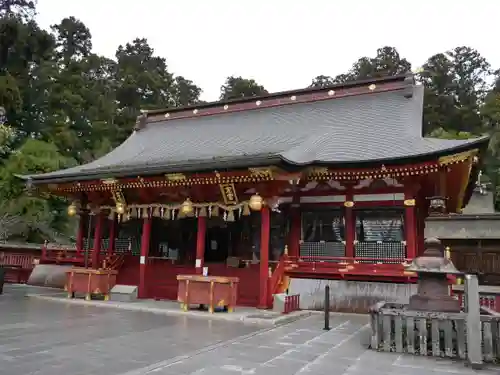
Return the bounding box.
[370,275,500,367]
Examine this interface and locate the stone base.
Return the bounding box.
[409,294,460,312]
[289,278,417,313]
[109,285,138,302]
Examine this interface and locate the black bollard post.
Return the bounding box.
[323,285,330,330]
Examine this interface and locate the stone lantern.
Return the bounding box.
[426,196,448,216]
[406,237,462,312]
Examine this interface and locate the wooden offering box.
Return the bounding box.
[177,275,239,313]
[65,267,117,301]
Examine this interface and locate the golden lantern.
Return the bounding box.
[249,193,263,211]
[115,202,126,215]
[67,202,77,216]
[180,198,193,215]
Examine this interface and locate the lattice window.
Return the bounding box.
[354,242,405,263]
[299,242,345,261]
[355,209,405,263]
[300,208,345,260]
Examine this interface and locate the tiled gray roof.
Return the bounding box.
[25,84,488,183]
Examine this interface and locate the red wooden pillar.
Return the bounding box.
[91,213,104,269]
[404,192,417,260]
[344,192,355,259]
[75,212,87,256]
[107,214,117,257]
[258,206,270,309]
[195,215,206,274]
[288,199,301,258]
[138,216,152,299]
[417,207,426,255]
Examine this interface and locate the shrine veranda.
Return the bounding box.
[22,74,489,310]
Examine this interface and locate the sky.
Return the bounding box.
[36,0,500,102]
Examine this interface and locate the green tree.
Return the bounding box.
[333,46,412,84]
[0,2,206,241]
[419,47,491,135]
[0,14,54,139]
[480,70,500,209]
[169,76,202,107]
[42,17,97,161]
[0,138,76,242]
[113,38,201,141]
[220,76,268,100]
[482,70,500,147]
[0,0,36,20]
[428,128,474,140]
[51,16,92,65]
[309,75,335,88]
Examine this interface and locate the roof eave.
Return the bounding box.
[281,135,491,168]
[22,154,285,185]
[23,135,490,186]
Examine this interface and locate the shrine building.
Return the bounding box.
[21,74,489,310]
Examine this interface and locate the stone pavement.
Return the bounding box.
[129,314,497,375]
[27,290,309,326]
[0,285,258,375]
[1,285,497,375]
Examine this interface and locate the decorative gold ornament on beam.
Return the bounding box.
[248,167,273,179]
[438,149,478,166]
[100,200,254,222]
[220,183,238,205]
[403,199,416,207]
[111,189,127,216]
[308,167,329,176]
[101,178,118,185]
[165,173,187,182]
[343,201,354,208]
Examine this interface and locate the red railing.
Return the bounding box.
[0,253,36,268]
[283,255,417,282]
[41,243,84,265]
[290,255,412,264]
[0,253,37,283]
[283,294,300,314]
[267,255,287,307]
[456,293,500,313]
[102,254,125,270]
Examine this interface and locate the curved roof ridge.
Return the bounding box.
[144,74,414,116]
[140,74,415,126]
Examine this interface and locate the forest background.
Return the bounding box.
[1,0,499,244]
